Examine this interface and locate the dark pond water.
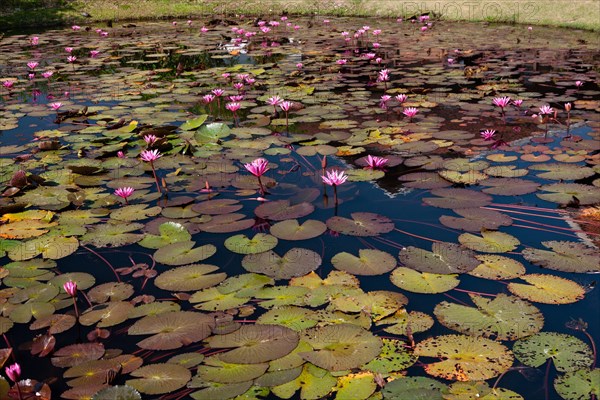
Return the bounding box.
[0,15,599,400]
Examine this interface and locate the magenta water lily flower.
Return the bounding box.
[65,47,73,53]
[141,149,161,162]
[30,36,39,45]
[201,26,209,33]
[63,280,77,297]
[229,95,244,102]
[90,50,100,58]
[143,134,158,146]
[493,96,511,108]
[512,99,523,107]
[67,56,77,63]
[114,187,135,204]
[395,94,407,103]
[226,102,241,112]
[575,80,583,88]
[403,107,418,120]
[203,94,215,103]
[245,158,270,194]
[5,363,20,382]
[42,71,54,79]
[336,59,347,65]
[480,129,496,140]
[72,25,81,31]
[378,69,389,82]
[27,61,39,70]
[211,88,224,97]
[322,169,348,186]
[538,105,554,115]
[49,102,63,111]
[366,155,388,169]
[140,150,162,193]
[280,101,293,112]
[3,81,14,89]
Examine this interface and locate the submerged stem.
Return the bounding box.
[82,245,121,282]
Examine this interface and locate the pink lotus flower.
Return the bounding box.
[28,73,35,80]
[42,71,54,79]
[395,94,407,103]
[260,27,271,34]
[172,21,177,26]
[226,102,241,112]
[90,50,100,58]
[336,59,347,65]
[373,29,382,35]
[144,134,158,145]
[30,36,39,45]
[447,58,455,65]
[221,73,231,80]
[114,187,135,203]
[3,81,14,89]
[421,26,428,32]
[372,42,380,49]
[49,102,63,111]
[480,129,496,140]
[492,96,511,108]
[257,21,266,26]
[72,25,81,31]
[366,155,388,169]
[323,19,330,24]
[575,80,583,88]
[63,280,77,297]
[296,62,303,69]
[65,47,73,53]
[140,149,161,162]
[267,95,283,106]
[229,95,244,102]
[244,157,269,177]
[245,77,256,85]
[322,169,348,186]
[212,88,225,97]
[512,99,523,107]
[233,82,244,91]
[201,26,209,33]
[565,102,572,112]
[528,26,532,31]
[364,53,376,60]
[5,363,20,382]
[27,61,39,70]
[403,107,418,120]
[279,101,293,112]
[100,31,109,37]
[203,94,215,103]
[375,57,383,64]
[117,151,126,158]
[294,25,300,30]
[378,69,390,82]
[67,56,77,63]
[187,20,193,26]
[341,31,349,37]
[538,105,554,115]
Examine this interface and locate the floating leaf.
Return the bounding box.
[206,324,300,364]
[434,294,543,340]
[8,236,79,261]
[126,363,191,395]
[81,223,144,248]
[92,385,142,400]
[469,255,526,280]
[424,188,492,209]
[138,222,191,249]
[481,178,539,196]
[255,200,315,221]
[154,241,216,265]
[554,368,600,400]
[64,355,143,387]
[507,274,585,304]
[180,115,208,131]
[513,332,593,372]
[191,199,243,215]
[269,219,327,241]
[30,314,76,335]
[257,306,319,331]
[154,264,226,291]
[300,324,382,371]
[399,242,479,274]
[334,372,377,400]
[110,204,161,221]
[88,282,134,303]
[536,183,600,205]
[326,212,394,236]
[79,302,134,327]
[414,334,514,381]
[529,163,595,180]
[329,290,407,321]
[438,170,488,185]
[196,356,268,383]
[440,208,512,232]
[459,231,520,253]
[391,267,460,293]
[271,363,337,400]
[376,309,435,336]
[522,241,600,273]
[331,249,396,275]
[0,220,57,239]
[128,311,215,350]
[363,338,418,374]
[189,381,252,400]
[242,248,321,279]
[224,233,278,254]
[382,376,446,400]
[51,343,105,368]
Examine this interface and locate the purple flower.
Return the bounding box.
[493,96,511,108]
[322,169,348,186]
[480,129,496,140]
[63,280,77,297]
[244,158,269,177]
[140,149,161,162]
[366,155,388,169]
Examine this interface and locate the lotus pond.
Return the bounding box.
[0,15,599,400]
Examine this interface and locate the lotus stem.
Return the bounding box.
[149,161,161,193]
[82,245,121,282]
[544,358,551,400]
[394,228,441,243]
[257,176,265,196]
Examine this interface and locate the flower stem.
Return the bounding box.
[150,161,161,193]
[257,176,265,196]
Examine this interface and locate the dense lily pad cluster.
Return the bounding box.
[0,14,599,400]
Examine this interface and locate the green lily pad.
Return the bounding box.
[257,306,319,331]
[153,241,216,265]
[241,248,322,279]
[536,183,600,205]
[399,242,479,274]
[438,170,488,185]
[554,368,600,400]
[126,363,191,395]
[513,332,593,372]
[522,241,600,273]
[440,208,512,232]
[434,294,544,340]
[391,267,460,293]
[458,231,520,253]
[195,122,231,143]
[225,233,278,254]
[269,219,327,241]
[154,264,226,291]
[468,255,526,280]
[189,381,253,400]
[255,200,315,221]
[507,274,585,304]
[110,204,161,221]
[346,169,385,181]
[376,309,435,336]
[329,290,407,321]
[138,221,191,249]
[300,324,382,371]
[180,115,208,131]
[363,338,418,374]
[81,222,144,248]
[326,212,394,236]
[271,363,337,400]
[331,249,396,275]
[382,376,446,400]
[191,199,243,215]
[8,235,79,261]
[79,301,134,327]
[414,334,514,381]
[92,385,142,400]
[424,188,492,209]
[88,282,135,303]
[189,287,251,311]
[334,372,377,400]
[128,311,215,350]
[196,356,268,383]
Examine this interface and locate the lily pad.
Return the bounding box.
[153,241,216,265]
[434,294,544,340]
[154,264,226,291]
[399,242,479,274]
[554,368,600,400]
[458,231,520,253]
[326,212,394,236]
[513,332,593,372]
[522,241,600,273]
[126,363,191,395]
[138,221,191,249]
[536,183,600,205]
[414,334,514,381]
[440,208,512,232]
[424,188,492,209]
[469,255,526,280]
[255,200,315,221]
[382,376,446,400]
[271,363,337,400]
[224,233,278,254]
[331,249,396,275]
[507,274,585,304]
[241,248,322,279]
[391,267,460,293]
[269,219,327,241]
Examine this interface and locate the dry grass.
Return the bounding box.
[1,0,599,30]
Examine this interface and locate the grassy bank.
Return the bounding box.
[1,0,599,31]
